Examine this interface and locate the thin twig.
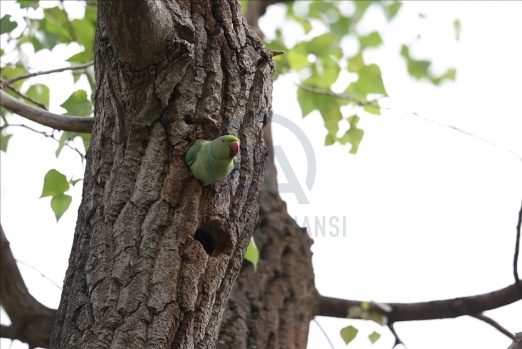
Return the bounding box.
[514,197,522,294]
[7,123,86,163]
[388,323,405,348]
[298,84,381,108]
[15,259,62,291]
[0,61,94,88]
[299,84,522,161]
[471,313,514,339]
[312,318,336,349]
[3,83,48,110]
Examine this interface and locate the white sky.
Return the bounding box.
[1,1,521,349]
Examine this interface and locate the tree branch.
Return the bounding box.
[0,224,56,348]
[471,313,514,339]
[387,323,404,348]
[2,123,86,162]
[0,62,93,88]
[514,197,522,293]
[298,84,381,108]
[508,332,522,349]
[3,83,49,110]
[0,90,94,133]
[317,283,522,323]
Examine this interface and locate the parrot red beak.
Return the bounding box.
[230,141,240,156]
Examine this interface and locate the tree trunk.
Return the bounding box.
[217,4,320,348]
[218,122,319,349]
[50,1,273,348]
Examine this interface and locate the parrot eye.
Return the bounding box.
[222,139,226,143]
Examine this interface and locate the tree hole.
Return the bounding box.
[194,229,216,255]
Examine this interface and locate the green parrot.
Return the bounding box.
[185,135,240,185]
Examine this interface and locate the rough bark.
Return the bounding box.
[216,3,320,348]
[50,1,273,348]
[218,122,319,349]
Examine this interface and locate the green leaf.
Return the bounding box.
[364,102,381,116]
[347,53,365,73]
[55,131,75,158]
[0,15,18,35]
[400,44,431,80]
[302,19,313,34]
[60,90,92,116]
[25,84,50,107]
[1,132,13,152]
[454,19,461,41]
[297,88,317,117]
[340,325,358,345]
[1,65,27,89]
[324,133,335,146]
[401,45,456,84]
[308,1,336,21]
[245,237,259,272]
[41,169,70,198]
[354,1,372,19]
[383,1,402,21]
[339,115,364,154]
[431,67,457,85]
[359,32,383,50]
[287,50,310,71]
[240,0,248,13]
[347,64,387,97]
[304,57,341,89]
[368,331,381,344]
[71,16,96,56]
[17,0,39,9]
[43,7,73,43]
[51,193,72,221]
[67,51,93,63]
[81,133,91,151]
[306,34,340,59]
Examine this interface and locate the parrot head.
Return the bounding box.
[210,135,240,160]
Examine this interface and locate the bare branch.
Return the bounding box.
[388,323,404,348]
[16,259,63,291]
[0,62,93,88]
[471,313,515,339]
[515,197,522,293]
[0,224,56,348]
[4,123,86,163]
[0,90,94,133]
[317,283,522,323]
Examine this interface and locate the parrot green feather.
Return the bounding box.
[185,135,240,185]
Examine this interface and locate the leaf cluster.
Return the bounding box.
[1,0,96,219]
[263,1,456,153]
